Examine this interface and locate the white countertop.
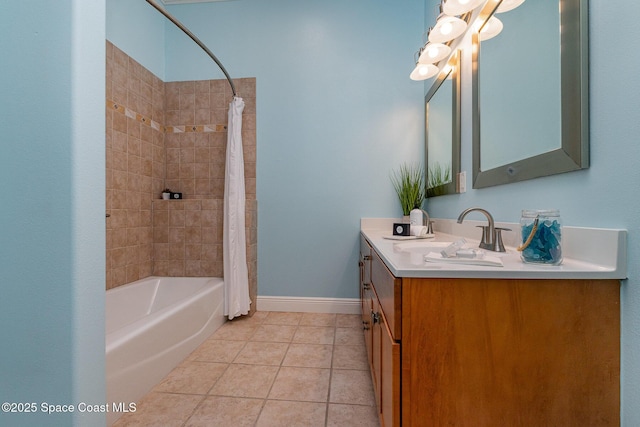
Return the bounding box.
[361,218,628,280]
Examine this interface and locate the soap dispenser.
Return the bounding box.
[409,207,434,235]
[409,208,423,226]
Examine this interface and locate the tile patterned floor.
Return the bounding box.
[113,311,379,426]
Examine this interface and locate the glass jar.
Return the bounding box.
[520,209,562,265]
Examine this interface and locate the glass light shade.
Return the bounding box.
[443,0,485,16]
[478,16,503,41]
[410,63,439,81]
[418,43,452,64]
[496,0,526,13]
[428,15,467,43]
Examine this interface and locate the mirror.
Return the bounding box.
[425,52,461,197]
[472,0,589,188]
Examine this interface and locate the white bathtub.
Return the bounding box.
[105,276,225,425]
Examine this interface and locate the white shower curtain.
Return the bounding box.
[223,96,251,320]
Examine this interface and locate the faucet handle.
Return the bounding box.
[426,220,435,234]
[475,225,493,250]
[493,227,511,253]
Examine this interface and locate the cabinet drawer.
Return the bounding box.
[360,234,372,287]
[371,250,401,340]
[360,233,372,259]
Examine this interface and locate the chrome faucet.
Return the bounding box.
[457,207,509,252]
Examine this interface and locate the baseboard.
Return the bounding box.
[256,296,360,314]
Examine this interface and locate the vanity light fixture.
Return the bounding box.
[410,0,504,81]
[496,0,526,13]
[429,13,467,43]
[418,42,452,64]
[477,15,503,41]
[443,0,485,16]
[410,62,440,81]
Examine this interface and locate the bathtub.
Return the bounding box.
[105,276,225,425]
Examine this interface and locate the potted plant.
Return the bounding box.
[161,188,171,200]
[391,163,425,219]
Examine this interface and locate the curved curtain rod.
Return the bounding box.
[145,0,237,97]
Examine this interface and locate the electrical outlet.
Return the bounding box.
[458,171,467,193]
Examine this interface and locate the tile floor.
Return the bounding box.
[113,311,380,426]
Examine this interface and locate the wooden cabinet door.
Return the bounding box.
[371,296,382,412]
[361,279,373,370]
[401,277,620,426]
[380,311,401,427]
[359,244,375,369]
[360,236,373,369]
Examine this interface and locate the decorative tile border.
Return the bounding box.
[106,99,227,133]
[165,124,228,134]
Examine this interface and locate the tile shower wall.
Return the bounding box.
[163,79,256,199]
[106,41,257,307]
[152,199,257,290]
[106,41,165,288]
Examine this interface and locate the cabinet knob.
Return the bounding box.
[371,311,381,325]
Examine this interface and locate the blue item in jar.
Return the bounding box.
[521,219,562,264]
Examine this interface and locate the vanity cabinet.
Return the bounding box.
[360,233,620,427]
[360,236,401,427]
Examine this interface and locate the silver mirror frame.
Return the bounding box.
[425,53,461,197]
[471,0,589,189]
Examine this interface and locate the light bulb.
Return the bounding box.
[410,63,438,80]
[429,15,467,43]
[418,43,451,64]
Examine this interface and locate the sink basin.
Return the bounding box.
[393,241,453,254]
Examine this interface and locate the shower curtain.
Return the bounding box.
[223,96,251,320]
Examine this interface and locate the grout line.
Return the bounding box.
[324,322,339,427]
[180,394,208,427]
[253,312,292,426]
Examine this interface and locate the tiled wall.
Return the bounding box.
[106,41,165,288]
[164,80,256,199]
[152,198,258,302]
[106,41,257,307]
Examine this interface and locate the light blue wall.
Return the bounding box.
[106,0,166,79]
[424,0,640,424]
[162,0,425,299]
[0,1,106,426]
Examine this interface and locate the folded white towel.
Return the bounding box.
[383,234,435,241]
[410,225,429,237]
[424,252,503,267]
